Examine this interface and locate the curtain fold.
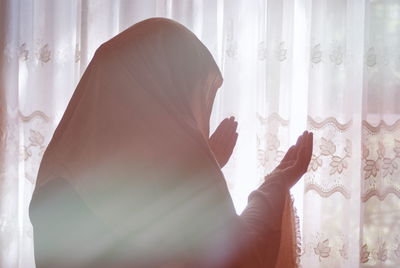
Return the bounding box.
[1,0,399,267]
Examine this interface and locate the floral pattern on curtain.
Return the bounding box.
[301,1,400,267]
[1,0,399,267]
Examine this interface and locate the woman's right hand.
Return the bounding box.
[266,131,313,188]
[209,116,238,168]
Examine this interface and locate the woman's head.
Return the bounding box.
[102,17,223,139]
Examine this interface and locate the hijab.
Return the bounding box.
[33,18,239,266]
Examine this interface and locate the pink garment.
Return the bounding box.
[30,18,297,267]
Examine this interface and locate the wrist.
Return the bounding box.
[264,170,290,190]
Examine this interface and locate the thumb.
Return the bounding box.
[278,160,296,170]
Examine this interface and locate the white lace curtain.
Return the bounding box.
[1,0,399,267]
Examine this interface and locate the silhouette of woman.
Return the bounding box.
[29,18,312,268]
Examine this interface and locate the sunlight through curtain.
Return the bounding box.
[1,0,399,267]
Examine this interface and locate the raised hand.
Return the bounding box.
[267,131,313,188]
[209,116,238,168]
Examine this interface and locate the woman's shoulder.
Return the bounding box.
[29,176,106,230]
[30,177,109,267]
[30,177,78,211]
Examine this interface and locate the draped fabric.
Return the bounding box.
[1,0,400,267]
[30,18,237,266]
[30,18,249,267]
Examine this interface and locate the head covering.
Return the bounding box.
[34,18,238,265]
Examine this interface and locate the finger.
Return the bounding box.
[293,133,305,155]
[280,131,312,187]
[296,139,310,174]
[224,132,238,156]
[211,118,237,154]
[288,133,310,171]
[224,120,238,144]
[231,120,238,133]
[295,133,310,174]
[301,132,312,157]
[284,146,307,186]
[221,132,238,167]
[219,117,230,132]
[220,117,230,126]
[304,132,313,169]
[288,141,301,161]
[221,117,235,135]
[223,123,238,155]
[225,118,237,131]
[295,135,302,146]
[210,118,226,138]
[295,136,305,159]
[281,133,303,160]
[210,118,230,140]
[278,133,304,169]
[280,145,296,164]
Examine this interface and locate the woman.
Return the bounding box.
[29,18,312,267]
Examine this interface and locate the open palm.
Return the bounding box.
[209,116,238,168]
[268,131,313,188]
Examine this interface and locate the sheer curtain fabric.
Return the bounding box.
[0,0,399,267]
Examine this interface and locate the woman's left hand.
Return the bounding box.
[209,116,238,168]
[267,131,313,188]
